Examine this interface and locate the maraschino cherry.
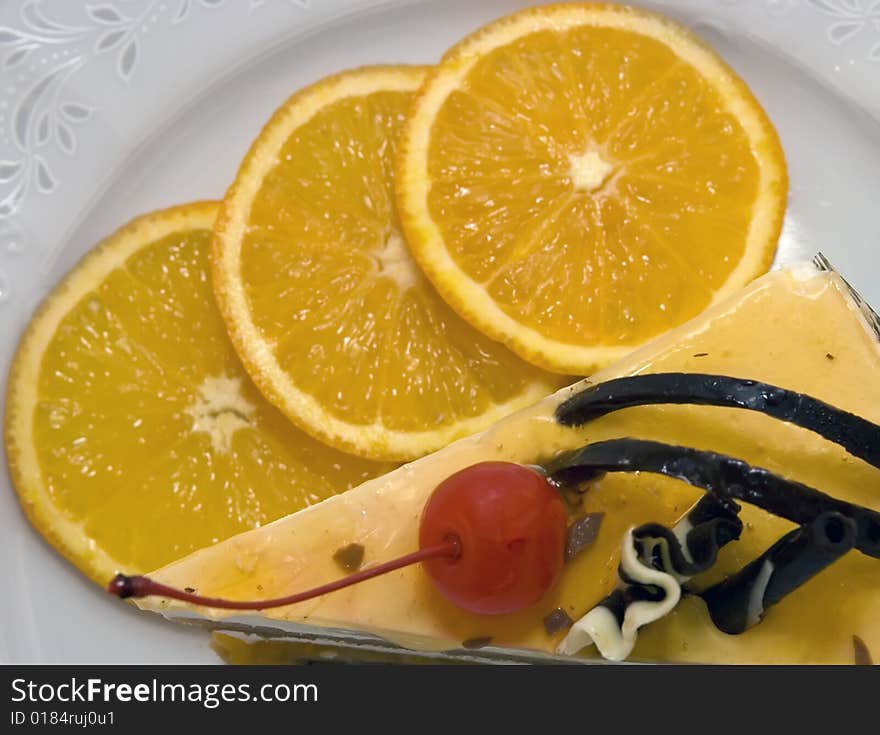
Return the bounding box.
[420,461,567,614]
[108,462,567,616]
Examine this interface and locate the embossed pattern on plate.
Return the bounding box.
[0,0,878,663]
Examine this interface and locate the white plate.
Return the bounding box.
[1,0,879,664]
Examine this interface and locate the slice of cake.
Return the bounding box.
[124,262,880,664]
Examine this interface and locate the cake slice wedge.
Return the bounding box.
[127,263,880,664]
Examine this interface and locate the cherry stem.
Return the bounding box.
[106,537,461,611]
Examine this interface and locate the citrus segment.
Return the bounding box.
[4,203,391,584]
[397,3,787,374]
[213,66,565,461]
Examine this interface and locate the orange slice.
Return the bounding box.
[3,203,391,584]
[397,3,788,374]
[212,66,564,461]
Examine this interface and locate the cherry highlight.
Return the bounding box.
[107,537,461,610]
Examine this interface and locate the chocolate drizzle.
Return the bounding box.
[555,373,880,470]
[547,438,880,560]
[548,303,880,656]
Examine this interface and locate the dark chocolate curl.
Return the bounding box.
[547,438,880,559]
[702,512,857,634]
[557,494,743,659]
[605,497,742,619]
[597,584,665,627]
[555,373,880,470]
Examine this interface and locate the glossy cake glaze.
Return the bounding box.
[135,265,880,664]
